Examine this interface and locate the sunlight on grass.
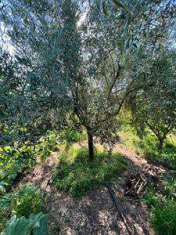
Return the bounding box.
[53,146,127,198]
[119,123,176,169]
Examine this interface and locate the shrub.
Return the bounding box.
[0,184,43,232]
[36,131,59,162]
[53,148,127,197]
[152,199,176,235]
[0,194,11,232]
[0,145,36,190]
[10,185,43,218]
[1,213,49,235]
[144,189,161,208]
[66,129,81,143]
[59,129,86,143]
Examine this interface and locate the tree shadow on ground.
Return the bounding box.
[17,146,160,235]
[46,156,157,235]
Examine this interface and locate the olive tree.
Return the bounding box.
[0,0,134,160]
[133,51,176,151]
[1,0,175,159]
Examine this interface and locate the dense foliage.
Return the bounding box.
[0,184,47,233]
[0,0,175,234]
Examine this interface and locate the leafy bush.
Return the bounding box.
[0,184,43,232]
[0,146,36,191]
[66,129,81,143]
[36,131,59,162]
[0,194,11,232]
[53,148,127,197]
[0,131,59,191]
[59,128,87,144]
[143,189,161,208]
[10,185,43,218]
[151,199,176,235]
[1,213,49,235]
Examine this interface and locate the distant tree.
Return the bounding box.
[133,51,176,151]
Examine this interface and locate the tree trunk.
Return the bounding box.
[87,130,94,161]
[158,138,164,153]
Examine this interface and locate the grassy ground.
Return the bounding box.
[144,173,176,235]
[1,123,176,234]
[121,127,176,235]
[53,144,127,197]
[118,113,176,235]
[119,123,176,170]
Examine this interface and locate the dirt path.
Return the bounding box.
[18,144,166,235]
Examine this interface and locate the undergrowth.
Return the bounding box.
[53,147,127,197]
[119,117,176,235]
[144,173,176,235]
[59,128,86,144]
[0,131,59,193]
[119,124,176,170]
[0,184,44,232]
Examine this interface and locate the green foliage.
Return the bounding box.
[35,131,59,162]
[119,120,176,170]
[10,185,43,218]
[0,131,59,191]
[144,174,176,235]
[143,189,161,208]
[1,213,49,235]
[146,140,176,170]
[0,145,36,190]
[151,199,176,235]
[53,148,127,197]
[133,51,176,151]
[59,129,82,143]
[0,184,43,232]
[0,194,10,232]
[161,174,176,199]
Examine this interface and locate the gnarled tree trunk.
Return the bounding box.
[158,138,164,153]
[87,129,94,161]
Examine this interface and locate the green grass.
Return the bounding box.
[151,199,176,235]
[53,147,127,198]
[143,189,161,208]
[119,124,176,170]
[144,173,176,235]
[161,173,176,199]
[144,137,176,170]
[118,124,142,153]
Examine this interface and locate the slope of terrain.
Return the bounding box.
[15,142,167,235]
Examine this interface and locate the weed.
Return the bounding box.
[151,199,176,235]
